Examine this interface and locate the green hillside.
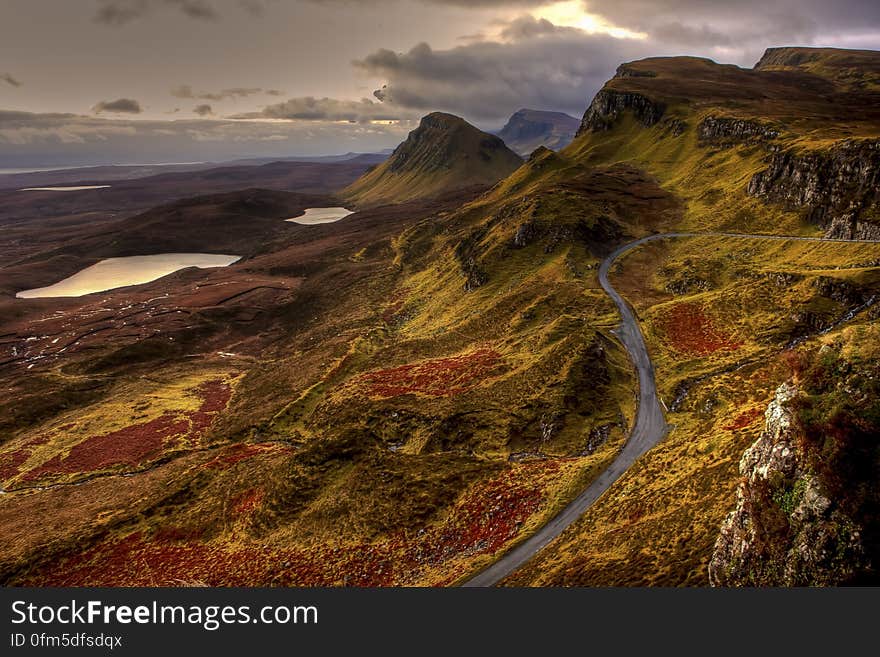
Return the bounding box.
[344,112,523,207]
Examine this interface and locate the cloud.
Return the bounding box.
[1,73,22,87]
[353,30,654,122]
[303,0,550,6]
[193,103,214,115]
[94,0,277,25]
[0,109,410,166]
[95,0,220,25]
[234,95,419,123]
[579,0,880,60]
[92,98,144,114]
[171,85,283,101]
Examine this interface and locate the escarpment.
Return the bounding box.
[748,139,880,239]
[577,89,666,134]
[697,116,780,146]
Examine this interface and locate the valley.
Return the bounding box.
[1,46,879,587]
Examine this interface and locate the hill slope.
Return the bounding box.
[344,112,523,207]
[2,47,879,590]
[497,109,580,156]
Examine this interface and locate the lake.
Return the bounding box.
[16,253,241,298]
[286,207,353,225]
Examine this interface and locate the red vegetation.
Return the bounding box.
[27,458,571,587]
[231,488,265,517]
[22,413,189,481]
[723,407,765,431]
[200,442,287,470]
[381,287,411,324]
[657,302,742,355]
[357,348,502,397]
[0,434,51,482]
[188,379,233,444]
[16,378,232,484]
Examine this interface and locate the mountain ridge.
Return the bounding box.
[497,109,580,156]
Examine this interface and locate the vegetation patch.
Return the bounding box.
[5,377,234,487]
[655,301,743,355]
[354,348,504,398]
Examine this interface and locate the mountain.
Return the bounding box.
[343,112,523,207]
[497,109,580,156]
[2,47,879,589]
[753,46,880,88]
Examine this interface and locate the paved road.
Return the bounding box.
[464,231,880,587]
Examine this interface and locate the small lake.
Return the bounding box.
[19,185,111,192]
[16,253,240,299]
[286,207,353,225]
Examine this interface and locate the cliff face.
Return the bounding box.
[697,116,780,146]
[577,89,666,134]
[709,383,869,586]
[747,139,880,239]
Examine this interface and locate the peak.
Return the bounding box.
[343,111,522,206]
[420,112,470,128]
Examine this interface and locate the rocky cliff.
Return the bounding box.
[697,116,780,146]
[747,139,880,239]
[577,89,666,134]
[710,340,880,586]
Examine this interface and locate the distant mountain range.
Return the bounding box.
[496,108,580,156]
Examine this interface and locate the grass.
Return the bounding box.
[505,235,880,585]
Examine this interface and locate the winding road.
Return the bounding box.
[464,231,880,587]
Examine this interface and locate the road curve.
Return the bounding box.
[463,231,880,587]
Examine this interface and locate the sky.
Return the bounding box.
[1,0,879,167]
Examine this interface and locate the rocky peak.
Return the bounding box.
[344,111,522,206]
[388,112,517,175]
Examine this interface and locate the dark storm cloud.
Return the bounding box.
[354,31,652,122]
[1,73,22,87]
[95,0,219,25]
[92,98,144,114]
[234,95,416,122]
[581,1,880,51]
[94,0,273,25]
[193,103,214,115]
[171,85,284,101]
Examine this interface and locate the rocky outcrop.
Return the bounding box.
[697,116,779,146]
[709,383,869,586]
[747,139,880,238]
[614,64,657,78]
[577,89,666,134]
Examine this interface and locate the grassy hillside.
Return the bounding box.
[344,112,523,207]
[2,47,878,588]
